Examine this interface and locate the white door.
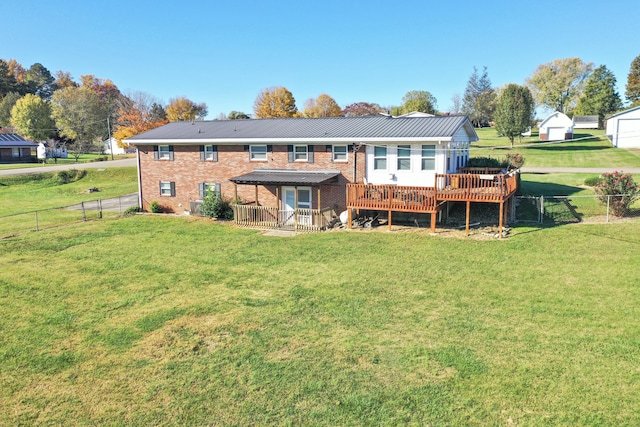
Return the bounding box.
[547,127,565,141]
[282,187,312,225]
[616,119,640,148]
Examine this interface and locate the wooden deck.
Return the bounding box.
[347,172,518,235]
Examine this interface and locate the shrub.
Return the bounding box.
[200,188,234,220]
[502,153,524,169]
[584,176,600,187]
[53,169,87,185]
[466,157,502,168]
[123,206,142,216]
[149,201,163,213]
[594,171,639,217]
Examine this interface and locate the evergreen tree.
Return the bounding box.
[575,65,623,128]
[462,66,494,126]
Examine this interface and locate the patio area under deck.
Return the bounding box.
[346,172,518,237]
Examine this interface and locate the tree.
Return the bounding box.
[228,111,250,120]
[574,65,623,128]
[625,54,640,107]
[253,86,298,118]
[51,86,106,160]
[113,91,168,147]
[595,172,639,217]
[303,94,342,118]
[9,94,55,141]
[24,63,56,100]
[393,90,438,116]
[494,84,534,148]
[341,102,384,117]
[166,97,208,121]
[149,103,167,121]
[449,93,462,114]
[0,59,19,98]
[54,70,78,90]
[462,66,495,126]
[0,91,21,127]
[526,57,594,113]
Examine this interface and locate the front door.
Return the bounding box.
[282,186,312,225]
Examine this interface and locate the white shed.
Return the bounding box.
[539,111,574,141]
[606,106,640,148]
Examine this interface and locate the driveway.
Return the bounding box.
[0,158,136,176]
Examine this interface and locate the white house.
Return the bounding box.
[573,115,599,129]
[538,111,574,141]
[606,106,640,148]
[37,142,68,160]
[104,137,135,155]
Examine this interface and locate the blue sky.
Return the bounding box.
[4,0,639,119]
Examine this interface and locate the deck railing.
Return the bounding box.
[347,184,438,212]
[232,205,335,231]
[435,173,518,202]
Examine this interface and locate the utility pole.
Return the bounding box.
[107,115,114,160]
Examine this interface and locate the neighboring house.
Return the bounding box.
[104,137,136,155]
[605,106,640,148]
[573,115,599,129]
[37,142,68,160]
[538,112,574,141]
[127,115,517,235]
[0,134,37,163]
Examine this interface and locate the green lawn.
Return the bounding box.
[0,153,133,171]
[473,127,640,168]
[1,217,639,425]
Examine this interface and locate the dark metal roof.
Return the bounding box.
[126,115,478,144]
[0,134,38,147]
[229,169,341,186]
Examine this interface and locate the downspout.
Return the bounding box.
[136,147,143,209]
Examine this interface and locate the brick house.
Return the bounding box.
[128,115,516,234]
[0,134,38,163]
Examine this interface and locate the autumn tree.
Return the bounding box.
[54,70,78,90]
[166,97,208,121]
[341,102,384,117]
[462,66,495,126]
[228,111,250,119]
[253,86,298,118]
[10,94,55,141]
[303,94,342,118]
[0,91,21,127]
[0,59,19,98]
[526,57,594,114]
[51,86,106,160]
[574,65,622,128]
[494,84,534,148]
[113,91,168,147]
[625,54,640,107]
[391,90,438,116]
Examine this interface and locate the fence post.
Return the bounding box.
[35,210,39,231]
[539,196,544,224]
[98,199,103,219]
[606,195,610,223]
[81,202,86,221]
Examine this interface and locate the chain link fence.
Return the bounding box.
[0,193,138,238]
[513,194,640,225]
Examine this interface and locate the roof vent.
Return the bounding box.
[198,128,202,133]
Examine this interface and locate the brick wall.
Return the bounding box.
[138,144,366,214]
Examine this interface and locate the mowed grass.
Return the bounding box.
[473,128,640,168]
[1,216,639,425]
[0,154,134,171]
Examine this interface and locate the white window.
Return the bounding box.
[204,145,217,161]
[159,181,175,196]
[397,145,411,170]
[421,145,436,170]
[374,145,387,170]
[333,145,348,162]
[250,145,267,161]
[294,145,308,161]
[158,145,172,160]
[12,148,20,158]
[199,182,221,198]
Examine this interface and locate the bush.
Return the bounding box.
[149,201,163,213]
[584,176,600,187]
[594,171,639,217]
[200,188,234,220]
[503,153,524,169]
[123,206,142,216]
[53,169,87,185]
[466,157,502,168]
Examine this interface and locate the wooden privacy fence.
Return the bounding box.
[232,205,335,231]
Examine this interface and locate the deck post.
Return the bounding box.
[347,208,352,229]
[465,201,470,236]
[388,210,392,231]
[430,212,437,233]
[254,185,258,206]
[234,184,238,203]
[499,201,504,238]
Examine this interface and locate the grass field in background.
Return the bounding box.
[473,127,640,168]
[1,216,639,425]
[0,153,134,170]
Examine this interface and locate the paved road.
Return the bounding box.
[0,158,136,176]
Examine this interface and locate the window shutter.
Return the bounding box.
[153,145,159,160]
[267,145,273,153]
[287,145,294,163]
[326,145,332,152]
[170,182,176,197]
[212,145,218,162]
[308,145,314,163]
[348,144,354,152]
[158,181,162,193]
[199,182,205,198]
[168,145,174,161]
[200,145,205,161]
[244,145,249,152]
